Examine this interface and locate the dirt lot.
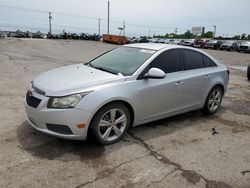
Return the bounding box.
[0,38,250,188]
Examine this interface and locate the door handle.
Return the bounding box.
[203,75,210,79]
[174,81,183,86]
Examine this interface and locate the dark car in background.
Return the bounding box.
[238,41,250,53]
[205,40,223,50]
[219,41,239,51]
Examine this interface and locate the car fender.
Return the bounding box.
[75,85,135,128]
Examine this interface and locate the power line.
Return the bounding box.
[0,4,184,31]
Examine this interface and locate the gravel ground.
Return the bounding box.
[0,38,250,188]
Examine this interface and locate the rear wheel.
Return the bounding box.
[91,103,130,145]
[202,86,223,114]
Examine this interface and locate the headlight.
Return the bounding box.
[47,92,92,109]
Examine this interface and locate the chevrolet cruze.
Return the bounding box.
[25,43,229,145]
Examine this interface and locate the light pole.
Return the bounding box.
[107,1,110,35]
[213,25,216,38]
[49,12,52,33]
[98,18,101,36]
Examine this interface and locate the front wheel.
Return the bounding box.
[202,86,223,114]
[91,103,131,145]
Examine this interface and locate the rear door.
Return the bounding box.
[180,49,213,108]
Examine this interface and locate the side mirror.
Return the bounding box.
[143,68,166,79]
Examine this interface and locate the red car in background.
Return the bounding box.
[194,39,209,48]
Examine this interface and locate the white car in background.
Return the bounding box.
[25,43,229,145]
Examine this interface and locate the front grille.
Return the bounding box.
[46,123,73,135]
[26,91,41,108]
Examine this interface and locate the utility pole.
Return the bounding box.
[98,18,101,36]
[49,12,52,33]
[123,20,125,36]
[213,25,216,38]
[107,1,110,35]
[174,28,178,35]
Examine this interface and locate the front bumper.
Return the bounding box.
[25,90,92,140]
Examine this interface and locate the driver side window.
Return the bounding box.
[149,49,182,73]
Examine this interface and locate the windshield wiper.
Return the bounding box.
[92,65,118,75]
[86,62,121,75]
[87,62,94,67]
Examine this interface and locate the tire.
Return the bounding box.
[202,86,223,114]
[90,103,131,145]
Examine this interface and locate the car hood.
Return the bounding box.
[32,64,125,96]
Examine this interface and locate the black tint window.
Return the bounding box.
[183,49,204,70]
[203,55,216,67]
[150,50,181,73]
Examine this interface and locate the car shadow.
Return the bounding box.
[17,109,223,163]
[16,122,107,165]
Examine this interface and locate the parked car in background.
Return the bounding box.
[171,39,183,45]
[219,41,239,51]
[194,39,208,48]
[0,30,5,38]
[156,38,166,43]
[238,41,250,53]
[25,43,229,145]
[204,40,223,50]
[127,37,138,44]
[147,38,154,43]
[138,36,149,43]
[168,39,175,44]
[183,39,195,47]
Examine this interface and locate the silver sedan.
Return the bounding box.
[25,43,229,145]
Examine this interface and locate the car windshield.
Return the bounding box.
[88,47,156,76]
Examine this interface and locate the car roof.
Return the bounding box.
[124,43,205,51]
[124,43,219,65]
[124,43,181,51]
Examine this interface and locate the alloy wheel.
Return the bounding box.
[97,108,127,142]
[208,88,222,112]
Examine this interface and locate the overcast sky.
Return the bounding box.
[0,0,249,36]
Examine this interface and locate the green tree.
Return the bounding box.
[241,33,246,40]
[247,34,250,40]
[184,30,192,39]
[201,31,213,38]
[232,35,240,40]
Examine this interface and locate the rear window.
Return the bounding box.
[182,49,204,70]
[149,49,182,73]
[203,55,216,67]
